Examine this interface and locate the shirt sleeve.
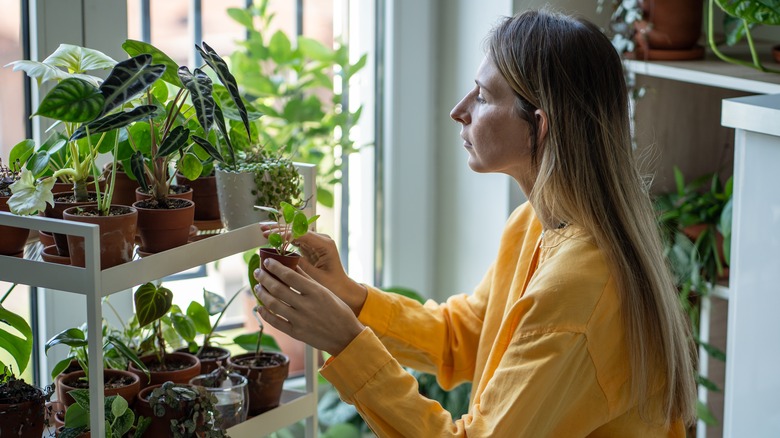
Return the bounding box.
[356,264,494,388]
[320,326,612,437]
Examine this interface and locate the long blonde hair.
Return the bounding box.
[488,9,697,425]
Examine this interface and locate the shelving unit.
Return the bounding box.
[0,164,319,438]
[625,53,780,437]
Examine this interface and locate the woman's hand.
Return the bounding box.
[261,225,367,315]
[254,258,365,356]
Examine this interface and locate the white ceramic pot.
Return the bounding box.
[215,167,271,230]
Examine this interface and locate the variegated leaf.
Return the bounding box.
[122,39,183,87]
[129,150,149,193]
[5,60,70,84]
[178,66,215,135]
[70,104,158,140]
[35,77,104,123]
[99,54,166,116]
[156,125,190,158]
[196,42,251,139]
[43,43,117,73]
[190,134,223,162]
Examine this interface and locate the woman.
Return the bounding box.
[254,9,697,437]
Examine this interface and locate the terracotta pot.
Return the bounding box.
[63,205,138,269]
[56,369,141,409]
[134,384,196,438]
[132,198,195,253]
[174,346,230,374]
[176,173,221,221]
[0,196,30,256]
[0,390,46,438]
[44,192,98,257]
[134,185,193,202]
[52,181,73,194]
[47,401,66,430]
[39,230,55,247]
[632,0,705,60]
[214,167,271,230]
[41,245,71,265]
[110,170,141,207]
[259,248,301,280]
[127,352,201,389]
[227,352,289,416]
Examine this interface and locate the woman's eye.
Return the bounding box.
[476,94,486,103]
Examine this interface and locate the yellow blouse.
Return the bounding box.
[320,202,685,437]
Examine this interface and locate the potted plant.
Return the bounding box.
[172,288,244,373]
[188,366,249,430]
[45,325,146,409]
[0,283,51,438]
[58,389,150,438]
[8,44,166,268]
[134,381,226,438]
[600,0,706,60]
[706,0,780,73]
[127,283,201,388]
[0,155,32,257]
[254,201,320,271]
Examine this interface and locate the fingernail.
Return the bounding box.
[264,258,271,267]
[253,284,261,294]
[254,268,261,277]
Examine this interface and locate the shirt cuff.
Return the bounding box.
[356,285,394,336]
[320,326,394,401]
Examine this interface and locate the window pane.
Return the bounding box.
[0,0,26,160]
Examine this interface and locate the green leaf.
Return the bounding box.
[297,36,333,62]
[268,233,283,248]
[696,400,718,426]
[69,389,92,411]
[45,327,87,353]
[280,201,296,223]
[178,153,203,180]
[233,331,280,352]
[317,186,334,208]
[59,426,89,438]
[0,304,34,373]
[106,335,148,376]
[227,7,254,28]
[196,42,251,139]
[156,125,190,158]
[203,289,227,315]
[186,301,212,334]
[190,135,223,163]
[269,30,292,64]
[36,77,104,122]
[122,39,183,87]
[321,423,361,438]
[178,66,215,134]
[292,211,308,237]
[134,282,174,327]
[111,394,129,418]
[171,312,196,342]
[8,139,35,169]
[70,104,159,141]
[64,402,90,429]
[248,253,261,291]
[715,0,780,25]
[51,356,76,380]
[99,54,166,116]
[113,409,135,437]
[129,150,149,193]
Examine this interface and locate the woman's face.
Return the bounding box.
[450,57,537,193]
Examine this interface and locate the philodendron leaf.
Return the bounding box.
[715,0,780,24]
[170,312,196,342]
[8,139,35,169]
[190,135,223,163]
[178,66,214,134]
[0,304,34,374]
[186,301,211,334]
[99,54,166,116]
[129,150,149,193]
[35,77,104,123]
[44,327,87,354]
[70,104,159,141]
[122,39,183,87]
[69,389,92,411]
[134,282,174,327]
[196,42,251,139]
[156,125,190,158]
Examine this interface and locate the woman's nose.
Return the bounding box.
[450,95,470,124]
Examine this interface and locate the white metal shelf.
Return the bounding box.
[0,163,319,438]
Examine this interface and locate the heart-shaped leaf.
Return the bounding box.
[44,43,117,74]
[122,39,183,87]
[203,289,226,315]
[134,282,173,327]
[44,327,86,353]
[99,54,166,116]
[186,301,212,334]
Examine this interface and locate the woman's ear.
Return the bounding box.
[534,108,549,145]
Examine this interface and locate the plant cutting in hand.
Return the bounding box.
[254,201,319,256]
